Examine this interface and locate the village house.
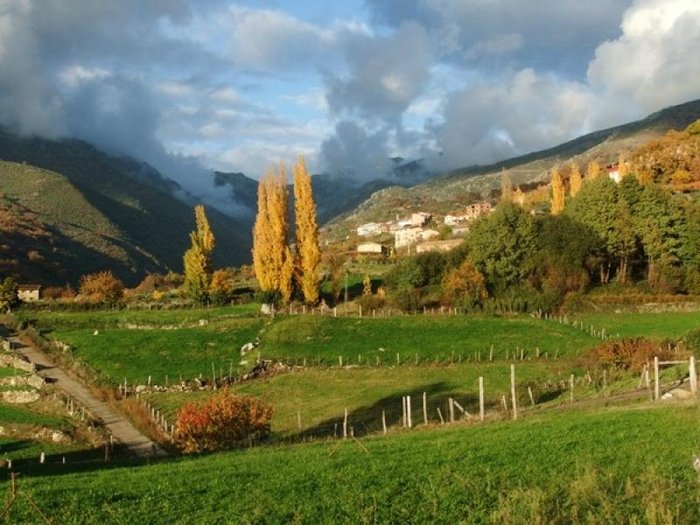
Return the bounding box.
[606,163,622,183]
[444,202,492,226]
[394,227,423,249]
[357,241,387,255]
[464,201,492,220]
[357,222,383,237]
[411,212,431,227]
[18,284,42,302]
[416,239,463,253]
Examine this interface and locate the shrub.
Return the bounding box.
[78,271,124,304]
[175,389,273,453]
[209,268,237,306]
[683,328,700,355]
[586,338,676,372]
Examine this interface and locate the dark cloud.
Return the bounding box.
[325,21,433,122]
[320,120,393,180]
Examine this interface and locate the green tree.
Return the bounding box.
[467,202,537,293]
[567,177,634,284]
[0,277,19,313]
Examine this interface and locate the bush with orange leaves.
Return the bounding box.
[78,271,124,304]
[586,338,678,372]
[175,389,273,453]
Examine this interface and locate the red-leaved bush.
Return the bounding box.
[175,389,272,453]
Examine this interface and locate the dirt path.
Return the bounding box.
[7,333,165,458]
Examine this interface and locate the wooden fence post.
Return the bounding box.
[343,408,348,439]
[382,410,387,435]
[406,396,413,428]
[689,356,697,395]
[448,398,455,423]
[510,364,518,420]
[401,396,406,428]
[654,356,660,401]
[437,407,444,424]
[479,376,484,422]
[422,392,428,425]
[569,374,575,403]
[527,386,535,407]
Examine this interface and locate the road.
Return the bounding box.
[6,330,164,458]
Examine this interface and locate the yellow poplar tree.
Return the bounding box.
[183,204,215,302]
[293,156,321,304]
[252,173,274,292]
[252,165,293,303]
[618,153,628,179]
[569,163,582,197]
[586,160,601,181]
[550,167,565,215]
[500,168,513,202]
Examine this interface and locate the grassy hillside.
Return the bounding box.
[0,131,252,285]
[0,161,156,284]
[4,404,698,523]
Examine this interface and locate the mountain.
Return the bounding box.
[214,157,435,226]
[0,131,252,286]
[325,98,700,238]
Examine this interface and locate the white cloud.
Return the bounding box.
[588,0,700,122]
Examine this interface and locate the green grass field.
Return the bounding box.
[0,403,66,427]
[3,404,698,524]
[576,311,700,341]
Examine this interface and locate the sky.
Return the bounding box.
[1,0,700,212]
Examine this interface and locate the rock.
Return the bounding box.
[135,385,149,393]
[0,391,41,403]
[198,319,209,326]
[51,431,67,443]
[260,303,274,316]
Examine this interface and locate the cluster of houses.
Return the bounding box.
[356,202,493,256]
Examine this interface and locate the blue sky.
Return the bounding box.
[1,0,700,212]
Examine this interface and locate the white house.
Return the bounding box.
[18,284,42,302]
[357,222,382,237]
[357,242,386,255]
[394,227,423,249]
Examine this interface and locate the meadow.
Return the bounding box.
[3,404,698,524]
[22,308,603,385]
[575,311,700,341]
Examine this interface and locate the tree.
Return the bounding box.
[586,160,601,181]
[183,204,215,303]
[467,202,537,293]
[293,157,321,304]
[567,177,634,283]
[500,168,513,202]
[441,259,488,309]
[0,277,19,313]
[618,152,628,179]
[252,165,293,303]
[209,268,237,306]
[79,271,124,303]
[550,167,565,215]
[569,163,582,197]
[362,274,372,296]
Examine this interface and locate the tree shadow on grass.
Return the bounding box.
[292,382,502,440]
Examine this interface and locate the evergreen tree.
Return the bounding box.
[550,167,565,215]
[183,204,215,302]
[293,157,321,304]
